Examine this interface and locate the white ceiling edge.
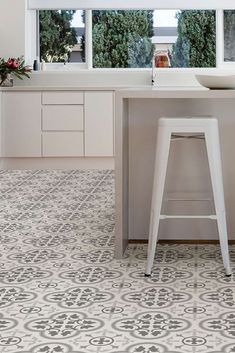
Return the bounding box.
[28,0,235,10]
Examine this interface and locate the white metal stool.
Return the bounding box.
[145,117,232,277]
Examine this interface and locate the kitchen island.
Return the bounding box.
[115,87,235,257]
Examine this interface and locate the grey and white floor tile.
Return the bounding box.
[0,170,235,353]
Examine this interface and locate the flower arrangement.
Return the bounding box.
[0,56,31,85]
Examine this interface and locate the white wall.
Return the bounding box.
[0,0,27,59]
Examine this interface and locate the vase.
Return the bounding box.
[0,74,13,87]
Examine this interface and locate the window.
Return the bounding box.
[92,10,154,68]
[39,10,85,64]
[224,10,235,62]
[32,3,235,70]
[170,10,216,68]
[91,10,216,68]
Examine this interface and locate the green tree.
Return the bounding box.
[172,10,216,68]
[92,11,154,68]
[39,10,77,62]
[224,10,235,61]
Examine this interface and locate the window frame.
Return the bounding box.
[217,9,235,68]
[28,0,235,11]
[36,9,90,68]
[32,5,235,71]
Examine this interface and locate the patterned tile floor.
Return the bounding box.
[0,170,235,353]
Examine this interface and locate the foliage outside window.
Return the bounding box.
[224,10,235,62]
[92,10,154,68]
[39,10,78,62]
[38,9,228,69]
[172,10,216,67]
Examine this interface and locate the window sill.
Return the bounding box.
[34,67,235,74]
[14,67,235,89]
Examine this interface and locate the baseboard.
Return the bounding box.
[128,239,235,244]
[0,157,114,170]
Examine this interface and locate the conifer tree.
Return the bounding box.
[92,10,154,68]
[224,10,235,62]
[39,10,77,62]
[172,10,216,67]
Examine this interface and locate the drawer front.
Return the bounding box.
[42,91,84,105]
[42,106,84,131]
[42,132,84,157]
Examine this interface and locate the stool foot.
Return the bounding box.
[225,267,232,276]
[145,273,151,277]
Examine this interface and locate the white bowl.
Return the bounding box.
[195,74,235,89]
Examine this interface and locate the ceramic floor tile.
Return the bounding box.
[0,170,234,353]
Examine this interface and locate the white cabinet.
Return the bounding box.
[42,105,84,131]
[0,89,114,159]
[85,91,114,157]
[2,92,41,157]
[42,132,84,157]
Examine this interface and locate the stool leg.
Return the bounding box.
[145,126,171,276]
[205,124,232,276]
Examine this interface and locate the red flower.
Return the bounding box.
[6,58,14,67]
[1,56,31,82]
[12,59,20,69]
[7,58,20,69]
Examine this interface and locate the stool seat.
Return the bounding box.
[145,116,231,277]
[158,117,218,128]
[162,117,217,140]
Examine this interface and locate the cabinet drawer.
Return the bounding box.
[42,91,84,105]
[42,106,83,131]
[42,132,84,157]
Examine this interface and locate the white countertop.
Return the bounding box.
[116,86,235,98]
[0,86,121,91]
[1,85,235,98]
[0,85,207,92]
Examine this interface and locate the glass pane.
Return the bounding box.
[224,10,235,62]
[92,10,216,68]
[92,10,154,68]
[171,10,216,68]
[39,10,85,63]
